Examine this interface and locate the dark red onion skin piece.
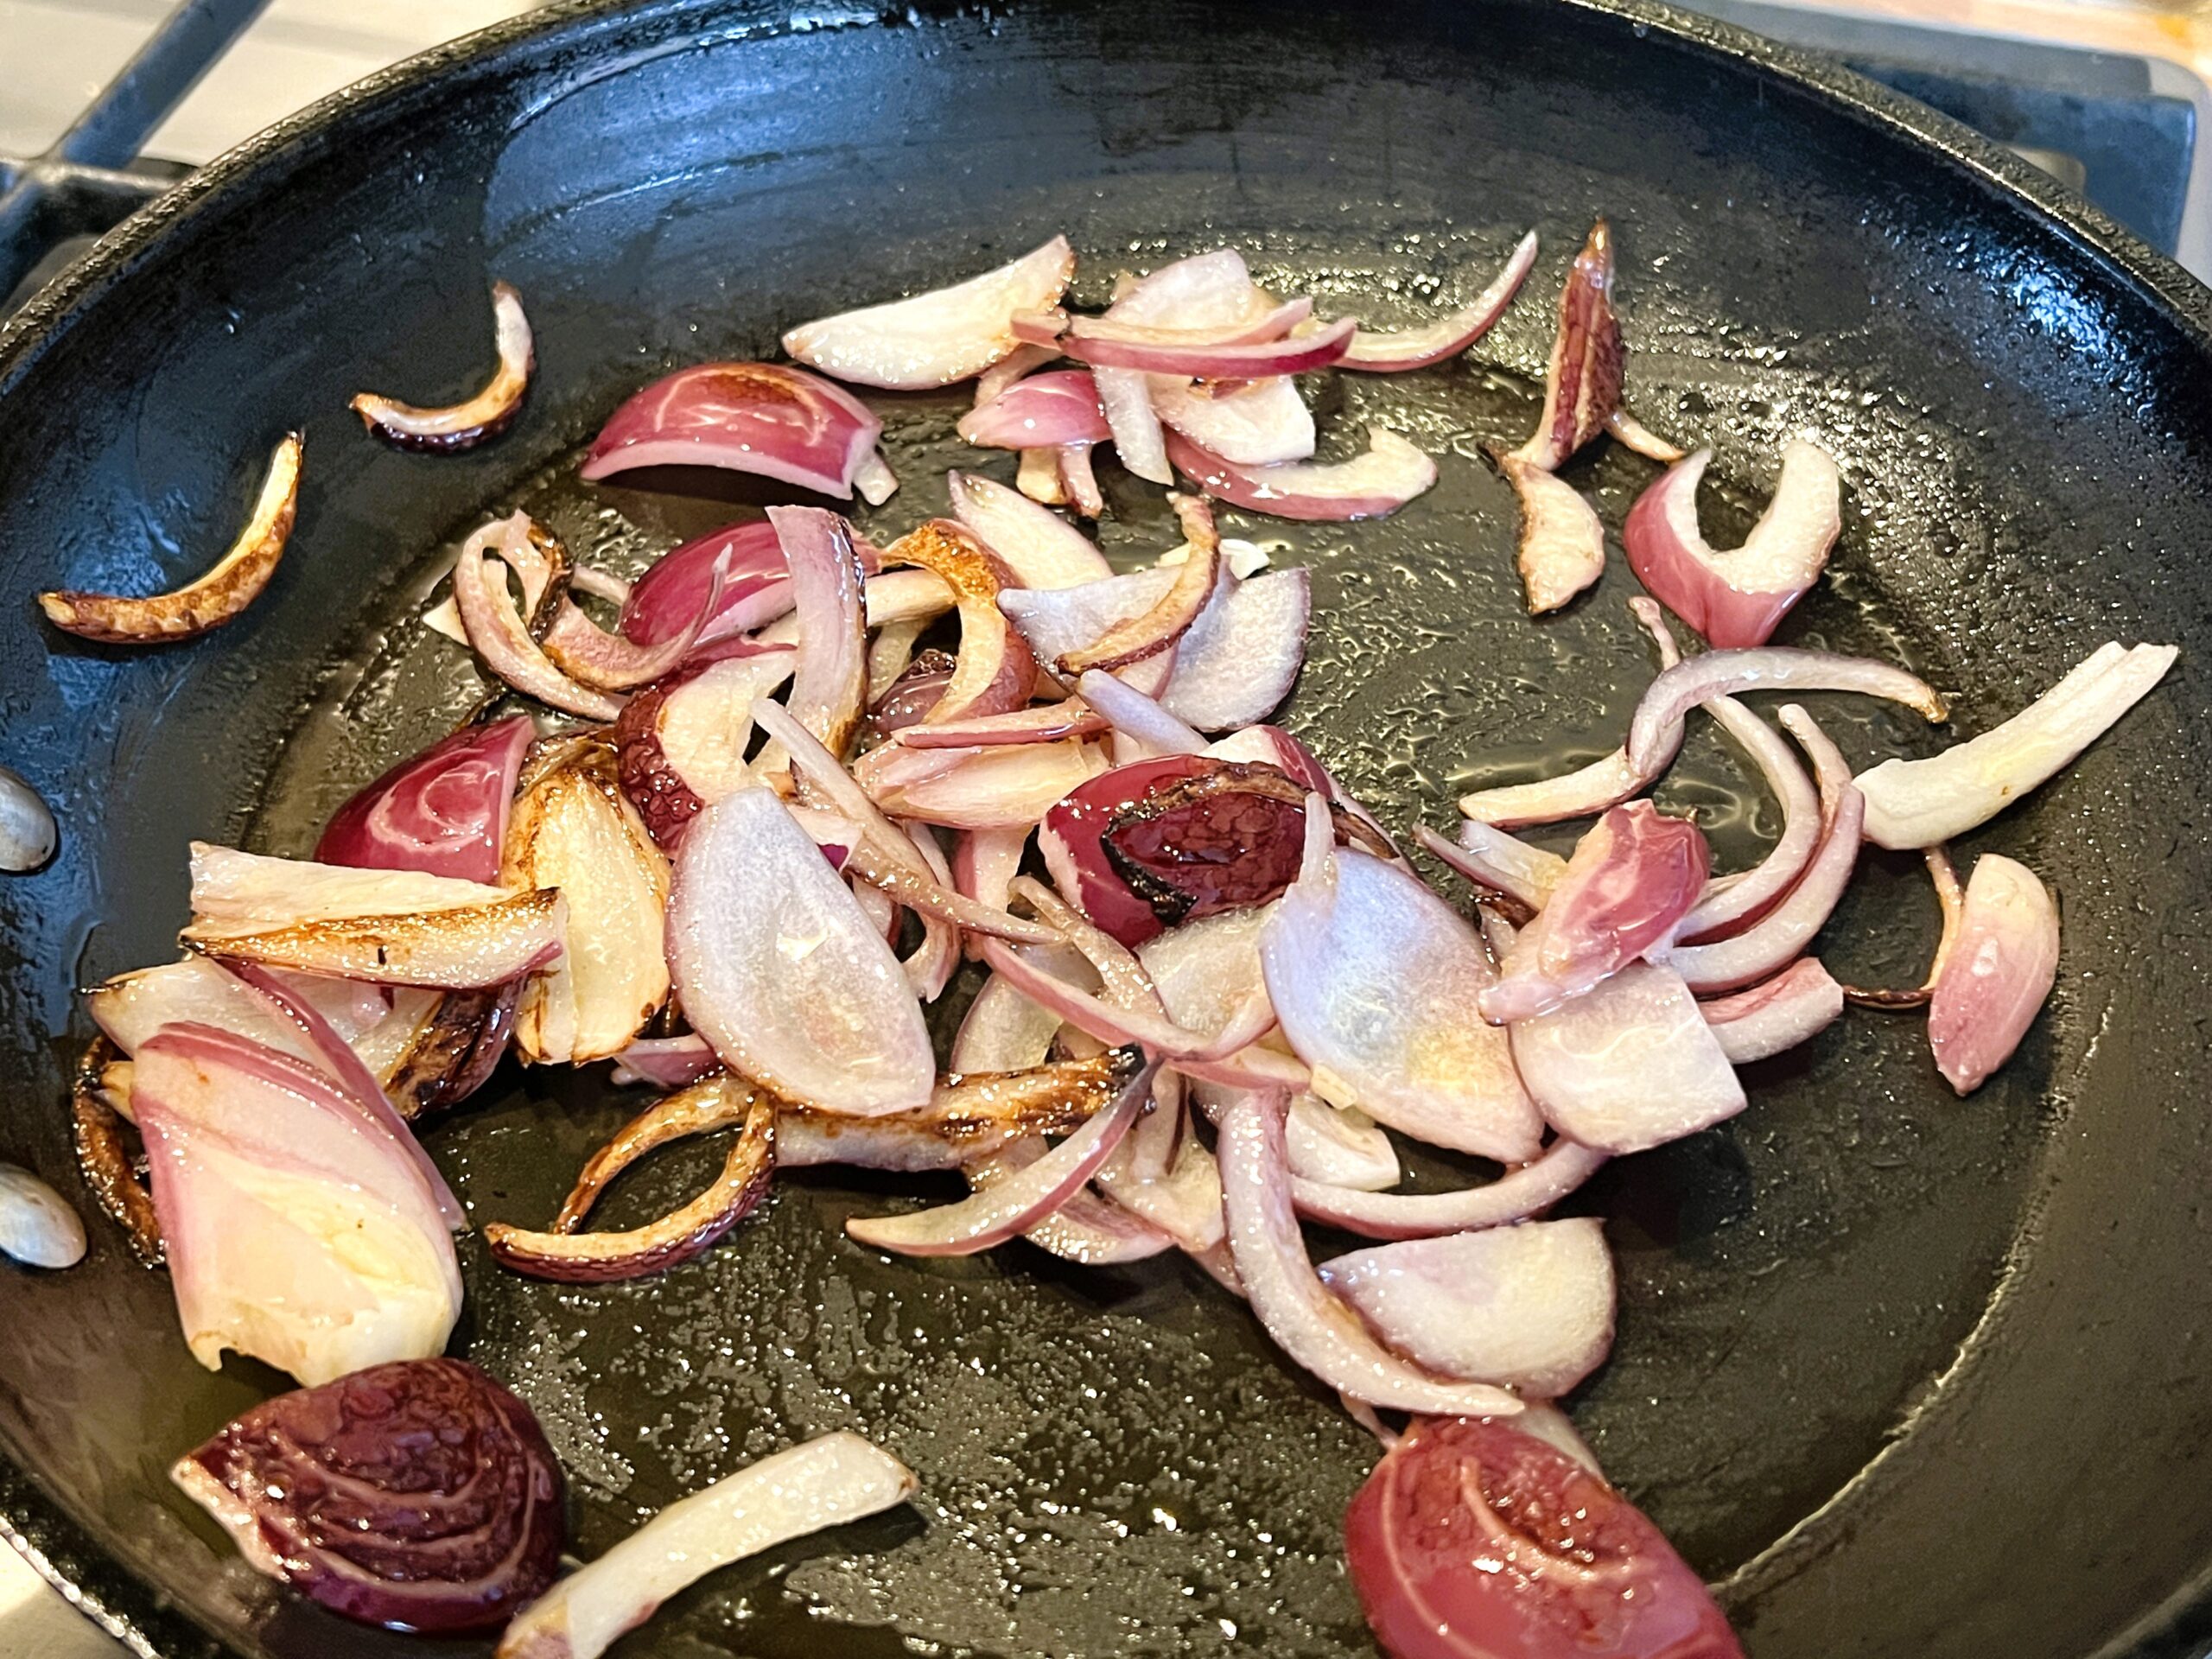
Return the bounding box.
[611,673,706,850]
[315,715,533,886]
[175,1358,564,1634]
[619,520,785,648]
[1041,754,1219,946]
[1345,1416,1743,1659]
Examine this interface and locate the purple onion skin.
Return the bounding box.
[176,1357,565,1634]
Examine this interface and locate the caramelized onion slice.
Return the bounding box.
[1166,426,1436,522]
[779,1048,1140,1172]
[784,236,1076,390]
[950,470,1114,588]
[351,283,533,452]
[1499,452,1604,615]
[40,434,302,644]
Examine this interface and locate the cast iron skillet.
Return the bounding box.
[1,1,2209,1654]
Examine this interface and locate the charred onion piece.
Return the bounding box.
[1498,450,1605,614]
[185,887,565,989]
[1511,220,1621,471]
[351,282,533,452]
[778,1049,1141,1173]
[1927,854,2060,1096]
[71,1037,162,1266]
[39,434,302,645]
[486,1074,773,1282]
[882,519,1035,724]
[1060,494,1220,675]
[383,983,520,1117]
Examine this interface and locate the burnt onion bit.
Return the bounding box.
[1100,760,1394,928]
[172,1357,565,1634]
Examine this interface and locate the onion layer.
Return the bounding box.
[1510,220,1621,471]
[950,470,1114,588]
[1702,957,1845,1064]
[1928,855,2060,1096]
[316,715,533,887]
[1166,426,1437,522]
[1500,453,1605,615]
[580,363,884,498]
[351,283,532,452]
[783,236,1075,390]
[1341,231,1539,372]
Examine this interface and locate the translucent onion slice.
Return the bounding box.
[1510,220,1621,472]
[783,235,1075,389]
[351,282,533,452]
[451,514,624,721]
[882,520,1035,726]
[1060,495,1220,675]
[1340,231,1540,371]
[1292,1137,1610,1242]
[1928,855,2060,1096]
[316,715,533,886]
[949,470,1114,588]
[1627,646,1947,776]
[779,1049,1139,1173]
[1701,957,1845,1065]
[40,433,301,645]
[579,363,883,497]
[957,369,1111,449]
[1674,696,1822,944]
[1499,452,1605,615]
[999,566,1179,668]
[855,738,1100,831]
[1855,641,2177,849]
[755,506,868,776]
[1148,375,1316,466]
[1057,315,1352,379]
[1160,567,1312,732]
[1664,778,1866,995]
[1415,823,1564,919]
[1096,365,1173,483]
[1166,425,1437,522]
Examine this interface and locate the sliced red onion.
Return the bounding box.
[350,282,533,453]
[1039,753,1216,944]
[1607,409,1687,463]
[1076,669,1210,757]
[1628,646,1946,775]
[1665,777,1866,995]
[613,649,795,848]
[1702,957,1845,1064]
[761,505,868,771]
[999,566,1179,667]
[856,737,1099,830]
[579,363,883,497]
[1260,805,1543,1161]
[610,1033,718,1090]
[1167,426,1436,521]
[839,834,1058,947]
[1058,444,1104,518]
[975,342,1059,407]
[1095,365,1172,483]
[1340,232,1540,372]
[853,448,900,505]
[953,827,1029,963]
[495,1434,916,1659]
[1481,802,1711,1024]
[451,515,624,721]
[1509,960,1746,1153]
[1675,696,1821,943]
[1319,1217,1614,1395]
[846,1057,1155,1255]
[782,236,1075,390]
[977,936,1276,1068]
[539,569,722,693]
[958,369,1110,449]
[1928,855,2060,1095]
[1109,249,1277,329]
[1846,846,1967,1009]
[949,470,1113,589]
[317,715,532,887]
[897,699,1108,749]
[666,787,932,1116]
[174,1358,563,1633]
[1073,294,1312,348]
[1055,495,1218,675]
[1292,1136,1610,1240]
[1018,444,1068,504]
[969,1136,1175,1264]
[779,1048,1134,1172]
[1414,823,1563,918]
[1499,452,1604,615]
[1624,439,1840,647]
[1149,376,1316,467]
[1856,641,2177,849]
[1510,220,1621,472]
[1216,1095,1522,1415]
[1159,567,1312,732]
[134,1025,461,1383]
[620,522,791,651]
[1058,315,1351,379]
[884,520,1035,725]
[568,565,631,606]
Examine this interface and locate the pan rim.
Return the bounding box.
[0,1,2206,1655]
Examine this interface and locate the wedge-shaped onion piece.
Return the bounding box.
[173,1358,563,1633]
[1856,642,2177,849]
[1510,960,1745,1154]
[0,1162,83,1268]
[1057,314,1350,379]
[1000,566,1179,668]
[782,235,1075,389]
[1703,957,1845,1064]
[1096,365,1173,483]
[1481,802,1710,1024]
[1927,855,2059,1096]
[782,1049,1139,1172]
[1077,669,1208,758]
[134,1026,461,1384]
[499,1438,915,1659]
[94,956,351,1070]
[969,1135,1175,1264]
[1039,753,1216,944]
[1499,452,1605,614]
[1341,231,1540,371]
[1675,696,1823,943]
[896,699,1109,750]
[188,842,514,925]
[1054,494,1219,676]
[613,648,795,849]
[1262,809,1543,1162]
[950,471,1114,588]
[1149,375,1317,466]
[1416,823,1565,919]
[1167,426,1437,522]
[580,361,888,499]
[383,983,519,1116]
[620,521,805,650]
[974,342,1058,406]
[1510,220,1621,471]
[885,520,1036,725]
[1319,1217,1615,1395]
[1624,439,1840,647]
[1627,646,1947,775]
[40,434,301,644]
[957,369,1110,449]
[1294,1137,1610,1241]
[501,741,671,1065]
[452,514,625,721]
[1666,780,1866,995]
[487,1076,773,1281]
[352,283,532,452]
[317,715,533,885]
[1609,409,1687,463]
[670,786,932,1116]
[538,569,722,693]
[978,938,1275,1067]
[845,1055,1155,1255]
[1160,567,1312,731]
[856,737,1098,831]
[1217,1095,1523,1414]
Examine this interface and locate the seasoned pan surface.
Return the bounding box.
[0,3,2208,1656]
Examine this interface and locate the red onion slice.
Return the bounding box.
[1481,802,1710,1023]
[1702,957,1845,1064]
[1665,774,1865,995]
[975,343,1059,407]
[351,283,532,453]
[1167,426,1437,522]
[885,520,1035,726]
[1058,445,1104,517]
[1076,669,1209,758]
[1675,696,1822,942]
[620,522,793,651]
[1607,409,1687,463]
[1260,805,1543,1161]
[1149,375,1316,467]
[451,515,624,721]
[897,699,1109,749]
[1318,1217,1615,1395]
[1058,315,1352,378]
[1856,641,2177,849]
[1928,855,2060,1095]
[1499,452,1605,615]
[759,506,868,773]
[611,1033,718,1090]
[1070,295,1312,348]
[1058,495,1220,675]
[1414,823,1564,918]
[1624,439,1841,647]
[495,1434,916,1659]
[1293,1136,1610,1241]
[957,369,1110,449]
[999,566,1179,667]
[969,1136,1176,1264]
[978,936,1275,1066]
[779,1048,1135,1172]
[317,715,532,887]
[666,787,932,1116]
[856,738,1100,830]
[1510,220,1621,472]
[782,236,1076,390]
[1018,445,1067,504]
[1217,1095,1522,1415]
[1159,567,1312,732]
[1109,249,1277,329]
[949,470,1113,588]
[579,363,882,497]
[1630,646,1947,776]
[1095,365,1172,483]
[1340,231,1540,372]
[540,570,722,693]
[845,1057,1155,1255]
[614,649,796,848]
[1509,959,1746,1153]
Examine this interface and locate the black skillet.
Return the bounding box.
[1,1,2209,1655]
